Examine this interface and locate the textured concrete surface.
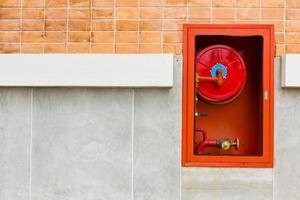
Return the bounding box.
[133,56,181,200]
[0,88,31,200]
[182,189,273,200]
[274,57,300,200]
[31,88,133,200]
[1,57,300,200]
[182,168,273,200]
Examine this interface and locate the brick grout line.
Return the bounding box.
[138,0,141,53]
[113,0,116,53]
[234,0,237,24]
[89,0,93,53]
[259,0,262,22]
[210,0,212,23]
[131,89,134,200]
[29,88,33,200]
[186,0,189,23]
[161,0,163,53]
[20,0,23,52]
[43,0,46,53]
[65,0,70,53]
[283,0,286,54]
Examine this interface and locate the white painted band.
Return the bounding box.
[0,54,173,87]
[282,54,300,87]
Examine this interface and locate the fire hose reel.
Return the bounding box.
[195,45,246,154]
[196,45,247,104]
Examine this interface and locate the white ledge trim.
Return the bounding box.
[0,54,173,87]
[282,54,300,87]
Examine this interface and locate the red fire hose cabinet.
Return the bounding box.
[182,24,274,167]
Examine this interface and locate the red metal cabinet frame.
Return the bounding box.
[182,24,274,168]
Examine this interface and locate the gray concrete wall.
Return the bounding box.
[0,57,298,200]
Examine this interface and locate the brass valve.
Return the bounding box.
[217,138,239,151]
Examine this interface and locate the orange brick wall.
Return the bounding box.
[0,0,298,55]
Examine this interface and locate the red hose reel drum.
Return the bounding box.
[196,45,247,104]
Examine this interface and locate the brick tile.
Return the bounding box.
[0,0,21,8]
[0,43,20,53]
[286,21,300,32]
[163,19,185,30]
[261,21,284,32]
[237,0,259,7]
[68,31,90,42]
[212,19,235,24]
[67,43,90,53]
[286,32,300,43]
[91,31,113,42]
[115,31,138,43]
[262,8,284,20]
[21,44,43,53]
[69,0,90,7]
[45,20,66,31]
[164,0,187,6]
[287,0,300,8]
[22,20,45,31]
[115,43,138,53]
[163,31,182,43]
[188,7,210,19]
[188,0,210,6]
[139,20,161,31]
[93,8,113,19]
[44,32,66,42]
[286,44,300,53]
[164,7,186,19]
[236,20,259,24]
[0,31,20,42]
[46,0,67,7]
[91,43,114,53]
[0,20,20,31]
[139,31,161,43]
[116,7,138,19]
[44,43,66,53]
[93,0,114,7]
[140,0,161,6]
[286,9,300,20]
[116,0,138,7]
[92,20,113,30]
[276,44,284,55]
[116,20,138,31]
[213,0,235,7]
[275,32,284,43]
[262,0,284,7]
[68,20,90,31]
[46,9,67,19]
[140,7,162,19]
[69,9,90,19]
[212,8,235,19]
[139,44,162,53]
[23,9,45,19]
[163,43,182,54]
[23,0,45,7]
[187,19,210,24]
[21,31,43,42]
[237,8,259,20]
[0,9,21,19]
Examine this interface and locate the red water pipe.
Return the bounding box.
[196,129,240,154]
[196,129,217,154]
[196,69,224,86]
